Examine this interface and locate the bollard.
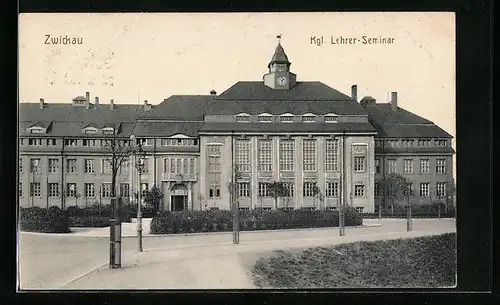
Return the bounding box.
[109,197,122,268]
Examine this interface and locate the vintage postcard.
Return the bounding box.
[18,12,456,290]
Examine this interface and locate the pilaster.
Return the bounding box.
[251,136,258,209]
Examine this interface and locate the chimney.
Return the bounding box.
[94,96,99,105]
[391,92,398,111]
[85,91,90,109]
[210,90,217,96]
[351,85,358,101]
[110,99,115,110]
[39,98,45,109]
[143,100,151,111]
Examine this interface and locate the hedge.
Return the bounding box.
[19,206,71,233]
[65,204,131,224]
[68,216,112,227]
[150,207,362,234]
[362,212,456,219]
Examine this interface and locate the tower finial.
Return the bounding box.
[277,34,282,43]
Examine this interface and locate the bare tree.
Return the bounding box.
[227,167,242,244]
[383,173,414,231]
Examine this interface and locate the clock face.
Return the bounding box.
[278,77,288,86]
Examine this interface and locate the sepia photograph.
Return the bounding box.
[17,12,456,290]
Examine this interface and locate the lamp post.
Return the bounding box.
[130,135,145,252]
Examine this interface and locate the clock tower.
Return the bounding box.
[263,38,297,90]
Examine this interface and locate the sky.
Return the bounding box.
[18,12,456,177]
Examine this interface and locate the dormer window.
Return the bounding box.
[29,127,45,134]
[324,114,339,123]
[102,127,115,135]
[258,113,273,123]
[280,113,294,123]
[236,113,251,123]
[302,113,316,123]
[83,127,98,135]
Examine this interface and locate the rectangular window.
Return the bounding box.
[375,159,380,174]
[102,183,112,198]
[30,158,41,173]
[208,183,221,198]
[46,138,57,146]
[48,183,60,197]
[258,182,270,197]
[182,158,188,174]
[189,158,195,175]
[141,183,149,198]
[19,181,22,197]
[374,182,380,197]
[283,182,294,197]
[258,139,272,172]
[388,159,397,174]
[279,139,294,171]
[420,159,430,173]
[169,158,176,173]
[237,182,251,197]
[176,158,181,174]
[436,182,446,197]
[354,184,365,197]
[136,138,152,146]
[326,182,339,197]
[66,183,77,197]
[354,156,365,172]
[303,139,316,171]
[207,145,221,172]
[420,182,430,197]
[83,139,97,147]
[325,139,339,172]
[19,158,23,173]
[66,159,77,173]
[436,159,446,174]
[163,158,169,174]
[236,139,251,172]
[30,182,41,197]
[303,182,315,197]
[404,159,414,173]
[28,138,43,146]
[84,159,95,173]
[64,139,78,147]
[48,158,60,173]
[120,183,130,198]
[84,183,95,198]
[355,207,364,213]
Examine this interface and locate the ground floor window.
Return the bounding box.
[436,182,446,198]
[325,182,339,197]
[354,184,365,197]
[84,183,95,198]
[102,183,112,198]
[30,182,41,197]
[355,207,364,213]
[67,183,77,197]
[303,182,315,197]
[258,182,270,197]
[209,184,221,198]
[420,182,430,197]
[237,182,251,197]
[48,183,60,197]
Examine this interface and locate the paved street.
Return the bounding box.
[18,218,456,290]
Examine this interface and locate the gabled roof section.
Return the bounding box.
[364,103,453,138]
[29,121,51,129]
[139,95,214,121]
[268,42,290,68]
[215,81,353,101]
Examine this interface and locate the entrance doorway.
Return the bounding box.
[171,195,187,211]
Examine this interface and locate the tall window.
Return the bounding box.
[258,139,272,172]
[375,159,380,174]
[19,181,22,197]
[354,156,365,172]
[30,158,41,173]
[388,159,397,174]
[207,145,221,199]
[258,182,270,197]
[48,159,60,173]
[30,183,41,197]
[67,183,77,197]
[404,159,414,173]
[420,159,430,173]
[208,145,221,172]
[303,182,315,197]
[325,139,339,172]
[163,158,169,174]
[19,158,23,173]
[48,183,60,197]
[84,159,95,173]
[419,182,429,197]
[436,159,446,173]
[142,158,149,173]
[119,158,129,174]
[303,139,316,171]
[237,182,251,197]
[189,158,195,175]
[66,159,77,173]
[102,183,112,198]
[436,182,446,197]
[236,139,251,172]
[354,184,365,197]
[140,183,149,198]
[326,182,339,197]
[101,159,112,174]
[283,182,294,197]
[374,182,380,196]
[279,139,294,171]
[120,183,130,198]
[84,183,95,197]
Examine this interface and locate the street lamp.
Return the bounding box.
[130,135,145,252]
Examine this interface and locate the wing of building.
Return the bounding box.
[18,41,455,213]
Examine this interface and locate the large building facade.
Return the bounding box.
[18,42,454,213]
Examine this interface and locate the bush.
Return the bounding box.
[150,207,362,235]
[19,206,71,233]
[65,204,131,224]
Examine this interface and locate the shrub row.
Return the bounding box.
[65,204,131,223]
[376,203,456,215]
[362,212,456,219]
[67,216,112,227]
[150,207,362,234]
[19,206,70,233]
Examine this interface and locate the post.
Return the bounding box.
[406,195,412,232]
[109,197,122,268]
[137,170,143,252]
[231,134,239,245]
[339,135,346,236]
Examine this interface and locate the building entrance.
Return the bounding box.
[170,183,188,211]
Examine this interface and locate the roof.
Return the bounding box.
[365,103,452,138]
[132,121,203,137]
[206,100,368,116]
[199,122,376,133]
[268,43,290,67]
[215,81,354,101]
[139,95,215,121]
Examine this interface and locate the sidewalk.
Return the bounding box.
[59,218,456,290]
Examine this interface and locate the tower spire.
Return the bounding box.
[277,34,282,44]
